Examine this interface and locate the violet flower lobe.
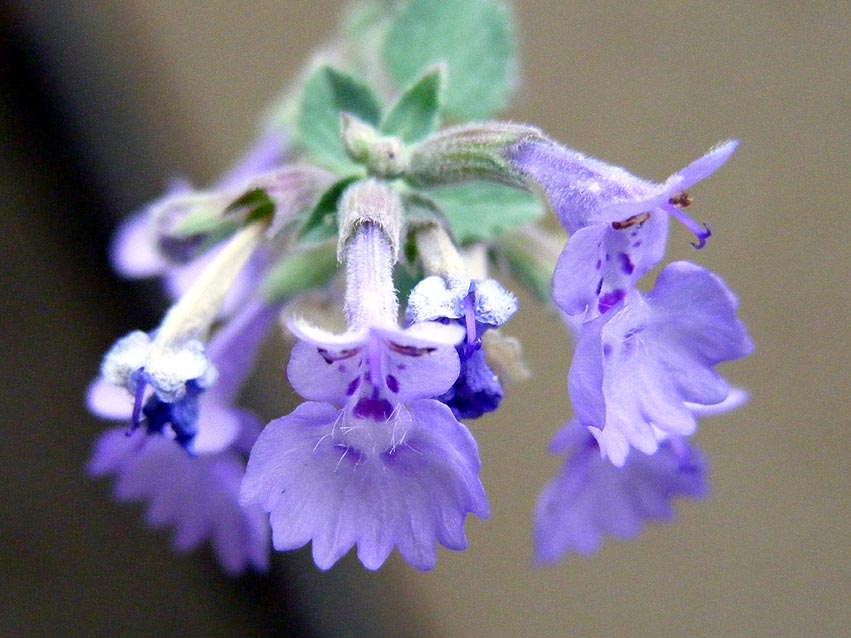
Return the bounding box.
[534,419,708,563]
[88,301,277,575]
[506,138,737,319]
[568,261,753,466]
[240,216,488,571]
[406,276,518,419]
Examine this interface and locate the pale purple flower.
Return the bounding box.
[507,139,738,319]
[241,223,488,571]
[241,320,488,571]
[534,420,708,562]
[88,428,269,576]
[568,261,753,466]
[507,138,737,240]
[88,301,277,574]
[111,132,287,292]
[406,276,518,419]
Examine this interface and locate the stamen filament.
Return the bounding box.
[663,203,711,249]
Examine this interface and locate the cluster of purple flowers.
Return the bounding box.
[85,5,751,574]
[88,130,751,572]
[508,139,753,561]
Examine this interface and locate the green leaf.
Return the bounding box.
[226,188,276,224]
[262,243,339,303]
[296,66,382,173]
[380,66,443,143]
[296,177,359,246]
[426,181,543,243]
[382,0,516,121]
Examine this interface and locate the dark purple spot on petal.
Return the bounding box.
[386,375,399,393]
[346,377,361,396]
[632,240,642,248]
[595,279,603,295]
[603,344,613,358]
[317,347,360,364]
[618,252,634,275]
[595,259,602,271]
[338,364,346,373]
[598,289,625,314]
[387,342,436,357]
[352,397,394,421]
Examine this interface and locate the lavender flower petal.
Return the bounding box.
[534,421,707,563]
[570,261,753,465]
[89,428,269,576]
[240,400,488,571]
[552,212,669,319]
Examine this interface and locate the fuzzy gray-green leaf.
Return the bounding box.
[296,66,382,174]
[262,243,339,303]
[380,66,443,143]
[427,181,543,244]
[382,0,516,120]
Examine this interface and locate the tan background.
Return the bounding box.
[1,1,848,636]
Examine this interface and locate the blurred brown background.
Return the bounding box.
[1,1,848,637]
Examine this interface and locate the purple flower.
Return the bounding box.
[507,139,738,319]
[111,132,288,292]
[507,138,737,240]
[88,428,269,576]
[241,222,488,571]
[568,261,753,466]
[241,321,488,571]
[534,420,708,562]
[108,132,332,315]
[406,276,518,419]
[88,301,277,574]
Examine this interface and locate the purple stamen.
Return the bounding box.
[663,203,711,249]
[463,284,481,357]
[129,370,147,433]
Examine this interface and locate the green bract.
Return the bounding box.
[296,66,381,174]
[380,66,444,143]
[497,229,562,304]
[382,0,516,120]
[424,181,542,244]
[297,177,360,246]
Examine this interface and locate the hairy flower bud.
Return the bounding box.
[341,113,410,178]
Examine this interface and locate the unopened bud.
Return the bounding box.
[341,114,409,178]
